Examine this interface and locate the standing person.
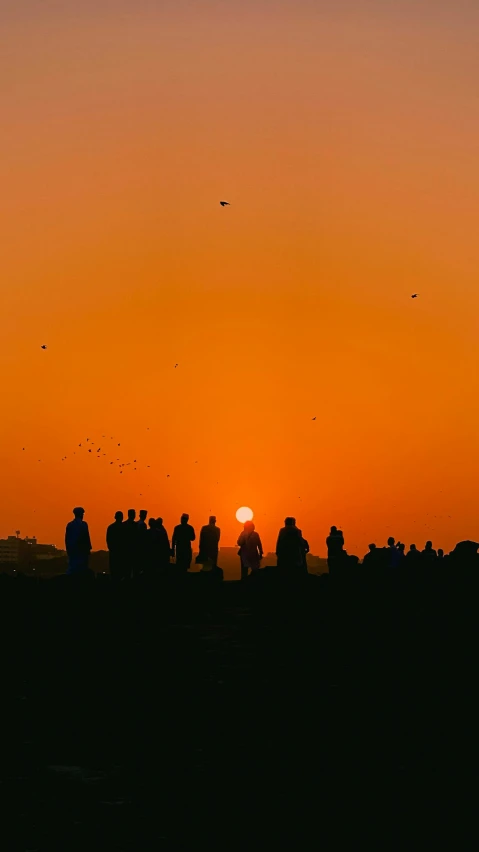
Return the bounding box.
[386,536,401,568]
[406,544,421,565]
[171,513,196,572]
[363,543,378,569]
[197,516,221,569]
[276,517,308,577]
[106,511,125,582]
[422,540,437,563]
[237,521,263,580]
[156,518,171,572]
[145,517,161,576]
[326,526,344,577]
[137,509,149,571]
[123,509,138,580]
[65,507,92,575]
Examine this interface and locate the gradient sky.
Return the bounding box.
[1,0,479,556]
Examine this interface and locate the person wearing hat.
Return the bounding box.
[65,506,92,575]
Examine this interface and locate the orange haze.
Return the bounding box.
[1,2,479,556]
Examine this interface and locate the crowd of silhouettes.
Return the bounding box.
[64,507,478,581]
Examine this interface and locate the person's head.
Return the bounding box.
[368,543,376,551]
[398,543,405,553]
[438,548,444,558]
[244,521,255,533]
[425,540,432,550]
[181,513,189,524]
[148,517,156,529]
[156,517,163,527]
[128,509,136,521]
[410,544,417,551]
[114,511,123,522]
[285,517,296,527]
[330,525,337,534]
[139,509,147,522]
[73,507,85,520]
[337,530,343,537]
[209,516,216,525]
[387,536,395,547]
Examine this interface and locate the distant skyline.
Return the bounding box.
[1,1,479,555]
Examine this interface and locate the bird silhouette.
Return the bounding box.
[220,201,230,207]
[174,364,178,368]
[411,294,419,298]
[312,417,316,421]
[40,345,47,350]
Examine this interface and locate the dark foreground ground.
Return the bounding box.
[1,567,477,850]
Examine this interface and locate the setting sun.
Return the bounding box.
[236,507,253,524]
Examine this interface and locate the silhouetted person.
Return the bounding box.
[276,517,308,576]
[137,509,149,569]
[397,542,406,566]
[106,511,125,582]
[386,536,401,568]
[172,513,196,572]
[406,543,421,564]
[362,543,380,569]
[198,516,221,568]
[326,526,344,577]
[156,518,171,570]
[65,507,92,575]
[422,540,437,563]
[123,509,138,580]
[145,517,161,576]
[238,521,263,580]
[437,548,444,560]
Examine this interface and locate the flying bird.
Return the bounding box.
[40,345,47,350]
[174,364,178,368]
[220,201,230,207]
[411,294,419,299]
[312,417,316,421]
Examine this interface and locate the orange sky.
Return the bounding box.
[1,1,479,556]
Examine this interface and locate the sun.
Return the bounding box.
[236,506,253,523]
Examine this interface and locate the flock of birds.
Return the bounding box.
[33,200,422,481]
